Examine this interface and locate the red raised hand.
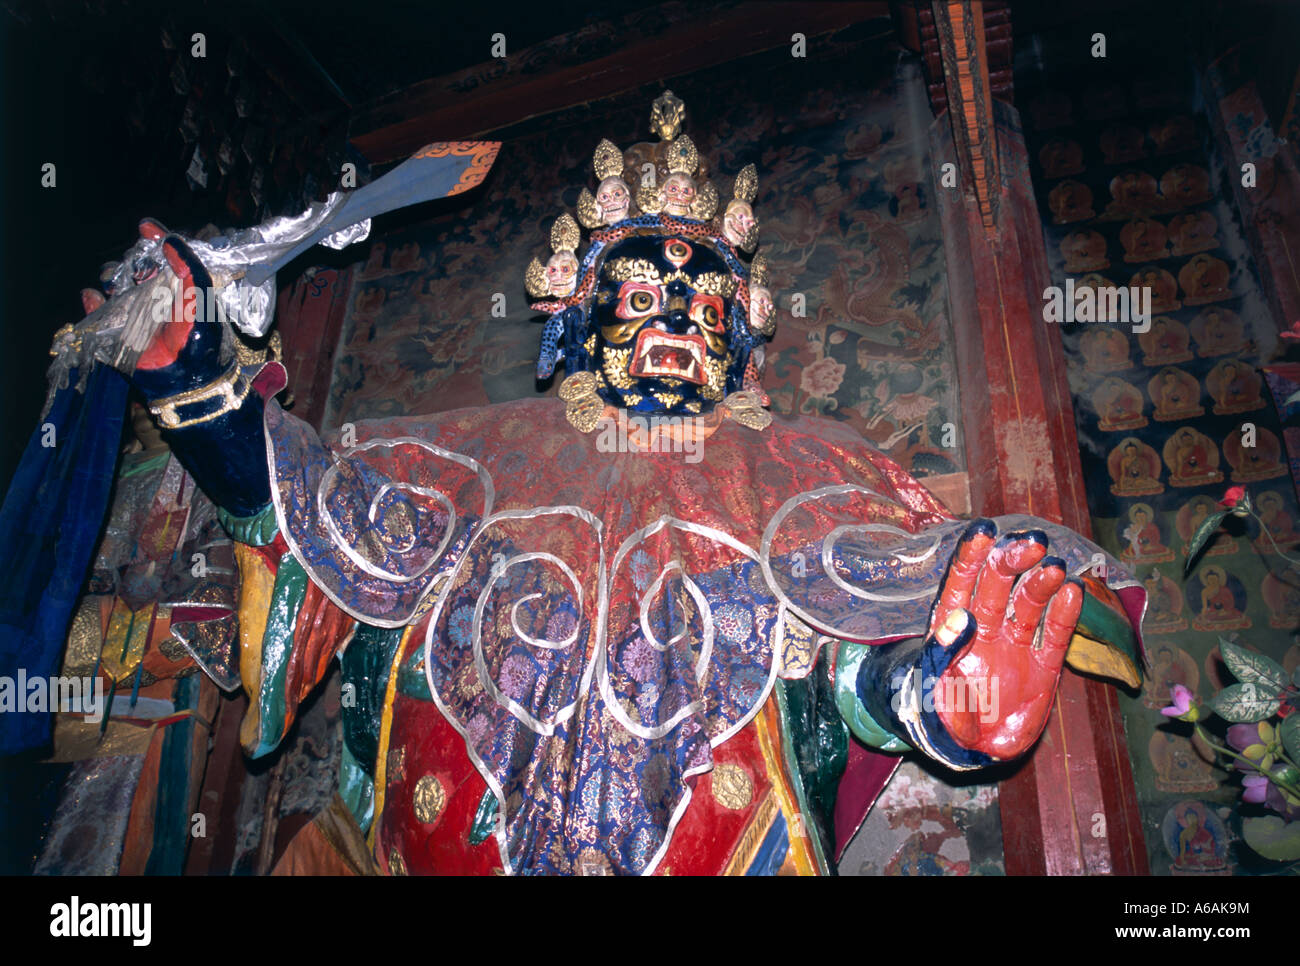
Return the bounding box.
[137,228,205,372]
[927,522,1084,760]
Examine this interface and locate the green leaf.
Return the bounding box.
[1293,665,1300,688]
[1241,815,1300,862]
[1184,509,1229,574]
[1282,714,1300,765]
[1209,682,1282,722]
[1219,638,1289,691]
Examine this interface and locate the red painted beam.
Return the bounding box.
[349,2,889,163]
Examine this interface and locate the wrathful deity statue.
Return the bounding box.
[17,92,1144,875]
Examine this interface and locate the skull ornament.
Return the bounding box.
[545,252,579,297]
[595,176,632,225]
[591,234,747,416]
[659,174,697,218]
[722,199,756,249]
[748,284,775,337]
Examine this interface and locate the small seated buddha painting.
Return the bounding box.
[1039,137,1086,178]
[1093,376,1147,431]
[1141,567,1187,633]
[1160,162,1213,207]
[1179,253,1233,305]
[1163,426,1223,487]
[1105,170,1160,217]
[1223,423,1287,483]
[1167,211,1218,256]
[1262,563,1300,629]
[1137,316,1192,365]
[1060,229,1110,272]
[1148,732,1216,794]
[1100,124,1147,165]
[1162,801,1229,873]
[1143,643,1200,710]
[1189,307,1250,358]
[1120,215,1169,263]
[1108,437,1165,496]
[1189,565,1250,632]
[1131,266,1181,312]
[1206,358,1264,416]
[1080,322,1132,371]
[1176,494,1238,557]
[1147,366,1203,421]
[1253,490,1300,553]
[1049,179,1095,223]
[1149,114,1199,155]
[1120,503,1173,564]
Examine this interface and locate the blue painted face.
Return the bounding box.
[590,234,747,416]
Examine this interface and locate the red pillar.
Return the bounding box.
[933,104,1149,875]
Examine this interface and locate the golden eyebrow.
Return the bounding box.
[690,272,738,298]
[603,258,660,283]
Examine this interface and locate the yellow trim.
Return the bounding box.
[1065,632,1142,689]
[721,792,779,876]
[753,696,820,876]
[368,624,418,854]
[233,543,275,752]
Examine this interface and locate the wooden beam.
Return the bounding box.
[349,2,888,164]
[932,0,1000,234]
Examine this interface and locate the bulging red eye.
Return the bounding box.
[690,295,726,331]
[616,283,660,318]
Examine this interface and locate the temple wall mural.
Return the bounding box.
[1019,36,1300,875]
[322,31,969,488]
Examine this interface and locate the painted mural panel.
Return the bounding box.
[323,34,965,482]
[1023,57,1300,874]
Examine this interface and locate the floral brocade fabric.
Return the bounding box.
[262,398,1124,874]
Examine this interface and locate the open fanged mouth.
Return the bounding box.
[629,329,707,384]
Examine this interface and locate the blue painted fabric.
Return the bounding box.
[0,366,128,755]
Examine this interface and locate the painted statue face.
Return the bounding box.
[748,284,774,334]
[659,174,697,217]
[546,252,579,296]
[722,199,755,247]
[592,234,742,416]
[595,176,631,224]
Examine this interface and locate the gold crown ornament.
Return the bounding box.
[524,90,764,311]
[527,90,777,420]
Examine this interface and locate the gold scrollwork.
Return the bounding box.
[603,258,660,284]
[711,763,755,810]
[412,774,446,825]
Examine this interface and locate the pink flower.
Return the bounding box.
[1242,774,1270,803]
[1160,684,1200,720]
[1280,320,1300,341]
[1218,485,1246,508]
[800,356,846,399]
[1216,486,1248,517]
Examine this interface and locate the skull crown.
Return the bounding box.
[524,91,767,303]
